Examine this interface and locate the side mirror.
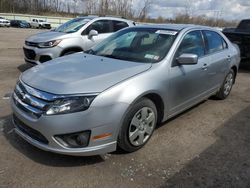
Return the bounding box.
[176,53,198,65]
[88,29,98,39]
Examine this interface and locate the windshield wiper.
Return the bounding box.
[85,49,95,55]
[99,54,125,60]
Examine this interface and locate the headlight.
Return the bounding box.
[46,96,96,115]
[38,39,62,48]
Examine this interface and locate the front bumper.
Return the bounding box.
[23,44,63,65]
[14,122,116,156]
[11,95,128,156]
[41,24,51,29]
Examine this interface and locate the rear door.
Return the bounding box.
[81,20,113,50]
[168,30,210,114]
[202,30,229,90]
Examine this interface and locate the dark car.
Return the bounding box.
[11,20,31,28]
[223,19,250,59]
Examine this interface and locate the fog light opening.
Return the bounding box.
[76,133,89,146]
[55,130,91,148]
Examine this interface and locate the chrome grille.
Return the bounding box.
[23,48,36,60]
[13,81,51,118]
[25,41,39,47]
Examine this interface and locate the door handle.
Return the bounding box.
[202,64,208,70]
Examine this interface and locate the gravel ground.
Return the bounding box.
[0,28,249,188]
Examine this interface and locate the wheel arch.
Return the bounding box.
[127,92,165,125]
[231,65,238,84]
[143,93,165,125]
[60,47,84,56]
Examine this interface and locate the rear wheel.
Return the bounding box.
[215,69,235,99]
[118,98,157,152]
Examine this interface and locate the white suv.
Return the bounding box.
[0,17,10,27]
[30,18,51,29]
[23,16,135,64]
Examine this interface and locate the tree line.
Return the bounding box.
[0,0,237,27]
[0,0,152,20]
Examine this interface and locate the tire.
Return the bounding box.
[215,69,235,100]
[118,98,157,153]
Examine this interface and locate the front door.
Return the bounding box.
[81,20,113,50]
[168,30,209,115]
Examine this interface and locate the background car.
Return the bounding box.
[10,20,31,28]
[23,16,135,64]
[223,19,250,59]
[0,18,10,27]
[29,18,51,29]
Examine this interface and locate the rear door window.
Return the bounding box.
[112,20,129,32]
[203,30,225,54]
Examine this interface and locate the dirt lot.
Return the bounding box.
[0,28,249,188]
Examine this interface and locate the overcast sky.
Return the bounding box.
[134,0,250,20]
[75,0,250,20]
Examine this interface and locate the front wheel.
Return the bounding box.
[118,98,157,153]
[215,69,235,100]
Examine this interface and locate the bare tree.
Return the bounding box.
[137,0,152,21]
[184,0,192,17]
[81,0,98,15]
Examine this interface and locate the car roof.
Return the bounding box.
[14,20,27,22]
[135,24,212,31]
[78,16,98,19]
[77,16,133,22]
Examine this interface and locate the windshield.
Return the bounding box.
[55,18,90,33]
[88,28,178,63]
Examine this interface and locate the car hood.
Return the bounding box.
[26,31,70,42]
[21,53,152,95]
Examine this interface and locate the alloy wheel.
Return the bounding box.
[128,107,156,146]
[224,72,234,96]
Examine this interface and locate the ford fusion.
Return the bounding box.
[11,25,240,156]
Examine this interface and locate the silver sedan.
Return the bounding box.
[11,24,240,156]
